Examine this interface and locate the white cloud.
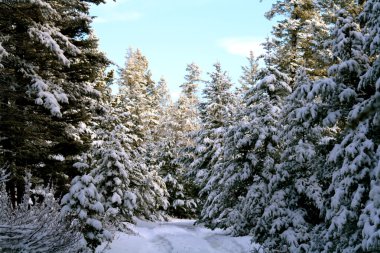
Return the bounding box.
[219,37,265,57]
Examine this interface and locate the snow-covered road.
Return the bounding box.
[98,219,258,253]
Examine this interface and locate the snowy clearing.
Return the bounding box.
[98,219,259,253]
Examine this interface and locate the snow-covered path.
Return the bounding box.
[99,219,257,253]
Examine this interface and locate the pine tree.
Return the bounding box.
[239,51,260,91]
[61,174,111,251]
[116,48,169,220]
[251,68,326,252]
[265,0,331,82]
[152,67,202,218]
[158,117,198,218]
[180,62,201,109]
[158,101,198,218]
[0,0,109,204]
[89,109,139,224]
[184,63,237,225]
[119,48,157,145]
[175,63,202,184]
[228,61,291,239]
[315,1,380,252]
[176,62,202,139]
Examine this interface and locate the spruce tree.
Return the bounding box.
[0,0,109,204]
[117,48,169,220]
[239,51,260,91]
[184,63,236,225]
[61,174,111,251]
[265,0,331,82]
[315,1,380,252]
[157,102,198,218]
[154,76,200,218]
[251,68,325,252]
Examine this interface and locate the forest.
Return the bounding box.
[0,0,379,252]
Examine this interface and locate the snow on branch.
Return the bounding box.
[28,23,80,66]
[0,164,9,183]
[0,42,9,68]
[28,76,67,117]
[0,183,85,252]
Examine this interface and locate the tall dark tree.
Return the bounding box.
[0,0,109,204]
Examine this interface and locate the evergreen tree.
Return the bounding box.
[239,51,260,91]
[252,68,325,252]
[265,0,331,82]
[315,2,380,252]
[154,66,202,218]
[119,48,157,145]
[180,62,201,110]
[157,102,198,218]
[176,62,202,142]
[61,174,111,251]
[184,63,236,225]
[176,63,202,181]
[116,48,169,220]
[89,109,139,224]
[228,62,291,239]
[0,0,109,204]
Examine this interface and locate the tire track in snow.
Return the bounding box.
[98,219,253,253]
[152,235,175,253]
[204,234,247,253]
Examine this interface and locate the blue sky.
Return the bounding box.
[90,0,275,98]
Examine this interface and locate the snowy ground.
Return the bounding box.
[98,219,259,253]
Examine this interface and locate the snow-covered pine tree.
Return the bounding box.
[61,174,111,251]
[0,0,109,204]
[157,105,198,218]
[145,77,171,176]
[188,55,259,233]
[62,70,168,248]
[119,48,158,145]
[174,63,203,210]
[316,1,380,252]
[176,63,202,136]
[265,0,331,82]
[175,63,202,185]
[152,78,199,218]
[239,51,260,92]
[88,108,139,224]
[261,6,369,252]
[180,62,201,111]
[251,68,325,253]
[176,66,203,217]
[117,48,169,221]
[184,63,237,226]
[221,59,292,240]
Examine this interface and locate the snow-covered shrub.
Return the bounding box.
[0,177,84,252]
[61,174,112,251]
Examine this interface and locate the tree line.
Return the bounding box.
[1,0,379,252]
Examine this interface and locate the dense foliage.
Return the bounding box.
[1,0,379,252]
